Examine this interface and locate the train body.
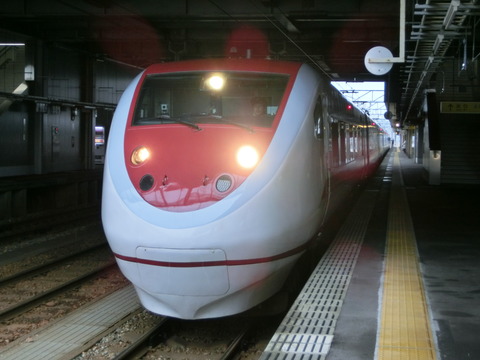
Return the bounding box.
[102,59,388,319]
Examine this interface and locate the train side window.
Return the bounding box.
[313,99,323,139]
[330,120,340,167]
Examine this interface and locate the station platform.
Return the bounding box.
[261,149,480,360]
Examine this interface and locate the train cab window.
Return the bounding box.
[132,72,289,128]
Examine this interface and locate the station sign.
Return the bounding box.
[440,101,480,114]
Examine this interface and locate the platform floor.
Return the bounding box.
[262,149,480,360]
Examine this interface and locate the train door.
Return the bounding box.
[330,120,340,168]
[313,94,330,224]
[362,113,370,179]
[339,122,346,165]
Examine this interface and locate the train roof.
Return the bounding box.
[142,58,303,76]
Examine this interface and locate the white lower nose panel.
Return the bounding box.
[136,247,229,296]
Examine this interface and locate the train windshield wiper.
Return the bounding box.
[165,116,203,131]
[154,114,254,133]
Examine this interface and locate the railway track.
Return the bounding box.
[0,245,115,320]
[0,220,282,360]
[0,242,129,348]
[1,242,110,284]
[73,310,279,360]
[1,261,283,360]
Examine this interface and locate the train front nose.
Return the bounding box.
[124,126,269,212]
[134,247,229,296]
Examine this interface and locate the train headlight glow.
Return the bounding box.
[236,145,259,169]
[205,74,225,91]
[131,146,151,165]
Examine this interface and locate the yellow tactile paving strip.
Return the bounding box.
[376,152,438,360]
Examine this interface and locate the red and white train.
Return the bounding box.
[102,58,388,319]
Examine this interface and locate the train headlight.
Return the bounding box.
[236,145,259,169]
[204,73,225,91]
[131,146,151,165]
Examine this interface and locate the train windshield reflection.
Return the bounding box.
[132,72,289,128]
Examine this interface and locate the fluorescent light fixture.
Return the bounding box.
[425,56,434,71]
[13,82,28,95]
[432,34,444,54]
[443,0,460,29]
[0,43,25,46]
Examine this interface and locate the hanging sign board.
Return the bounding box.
[440,101,480,114]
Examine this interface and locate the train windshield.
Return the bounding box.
[132,72,289,128]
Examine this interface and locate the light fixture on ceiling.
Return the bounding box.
[0,43,25,46]
[443,0,460,30]
[432,34,444,54]
[425,56,434,71]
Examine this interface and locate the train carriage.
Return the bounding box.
[102,58,388,319]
